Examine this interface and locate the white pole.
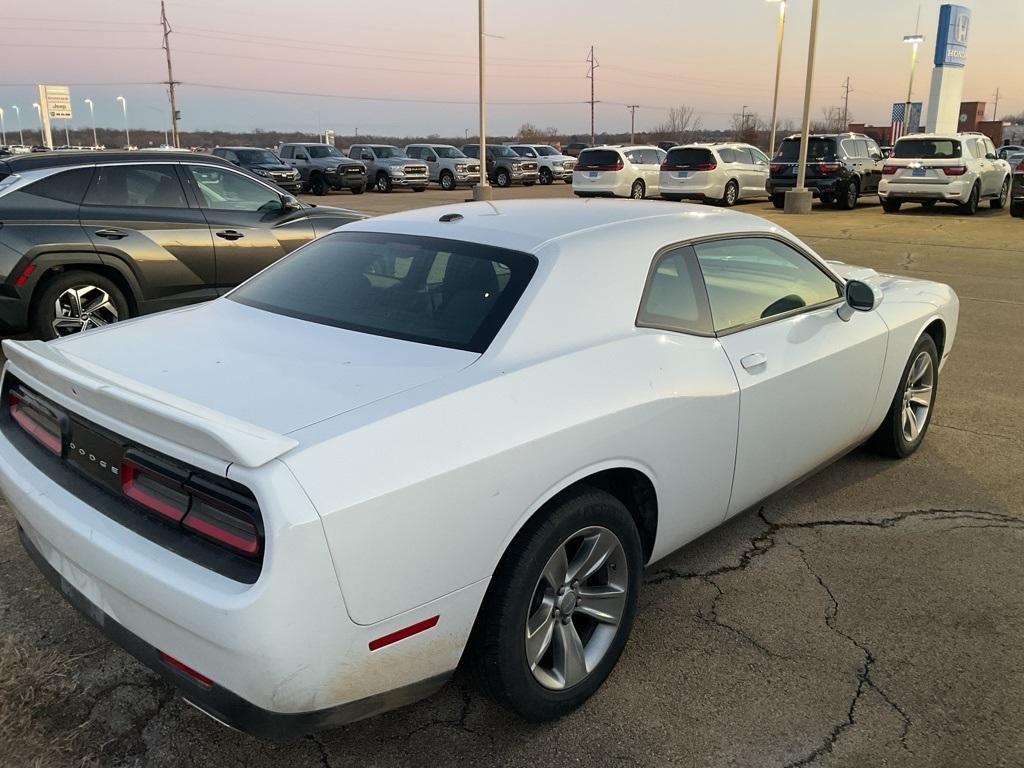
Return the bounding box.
[12,106,23,146]
[794,0,820,193]
[473,0,491,200]
[768,0,787,156]
[85,99,97,147]
[117,96,130,148]
[0,108,5,146]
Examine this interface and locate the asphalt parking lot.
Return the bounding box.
[1,184,1021,767]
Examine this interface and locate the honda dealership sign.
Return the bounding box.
[925,4,971,133]
[934,4,970,68]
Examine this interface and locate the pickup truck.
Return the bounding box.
[462,144,539,187]
[278,142,367,195]
[405,144,480,190]
[510,144,576,184]
[347,144,429,192]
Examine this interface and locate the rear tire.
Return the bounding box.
[469,487,643,722]
[629,180,645,199]
[836,178,859,210]
[32,270,130,341]
[869,334,939,459]
[1011,200,1024,218]
[720,179,739,207]
[771,194,785,209]
[921,200,936,208]
[881,198,902,213]
[661,193,682,202]
[349,183,366,195]
[960,183,979,215]
[991,177,1009,209]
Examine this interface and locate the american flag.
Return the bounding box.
[891,103,907,144]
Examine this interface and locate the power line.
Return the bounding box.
[586,46,599,144]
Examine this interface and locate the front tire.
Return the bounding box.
[439,171,456,191]
[469,487,643,721]
[310,173,329,196]
[349,183,366,195]
[375,172,392,193]
[539,167,553,185]
[495,169,511,188]
[32,270,129,341]
[1011,200,1024,218]
[869,334,939,458]
[991,177,1009,209]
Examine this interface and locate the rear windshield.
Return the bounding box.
[664,147,714,167]
[576,149,621,168]
[229,232,537,353]
[777,138,836,161]
[893,139,961,159]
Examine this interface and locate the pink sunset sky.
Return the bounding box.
[0,0,1020,137]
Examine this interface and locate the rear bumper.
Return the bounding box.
[17,524,448,739]
[878,178,969,203]
[659,173,724,200]
[573,173,631,197]
[766,177,840,197]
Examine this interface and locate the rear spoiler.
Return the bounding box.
[2,339,298,468]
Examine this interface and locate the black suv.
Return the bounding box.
[767,133,884,209]
[211,146,302,193]
[0,151,362,339]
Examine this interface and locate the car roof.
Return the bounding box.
[898,132,978,140]
[215,146,272,151]
[0,150,231,173]
[343,198,776,255]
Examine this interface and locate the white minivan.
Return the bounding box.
[573,145,666,199]
[659,143,771,206]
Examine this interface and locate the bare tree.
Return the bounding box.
[518,123,560,142]
[651,105,702,142]
[810,106,851,133]
[730,111,768,147]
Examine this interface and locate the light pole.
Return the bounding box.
[767,0,787,156]
[785,0,820,214]
[117,96,131,149]
[902,34,924,134]
[84,98,98,147]
[0,108,5,146]
[32,102,44,147]
[472,0,491,201]
[11,105,23,146]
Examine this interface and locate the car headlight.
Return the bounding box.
[290,169,301,178]
[455,163,466,173]
[512,162,522,171]
[253,168,270,177]
[388,167,405,176]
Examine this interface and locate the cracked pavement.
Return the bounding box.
[0,190,1021,767]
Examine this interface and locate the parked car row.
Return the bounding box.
[569,131,1016,218]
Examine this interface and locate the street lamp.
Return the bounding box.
[84,98,98,148]
[902,34,924,134]
[472,0,491,201]
[116,95,131,149]
[0,107,6,146]
[785,0,820,214]
[767,0,787,156]
[11,105,23,146]
[32,102,44,147]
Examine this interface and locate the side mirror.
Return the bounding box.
[986,153,998,161]
[838,279,881,321]
[870,153,882,162]
[280,193,301,211]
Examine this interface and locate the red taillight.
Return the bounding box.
[158,651,213,688]
[882,165,898,175]
[8,390,61,455]
[121,460,189,522]
[14,263,36,287]
[1016,160,1024,172]
[182,488,261,557]
[818,162,842,173]
[942,165,967,176]
[770,163,782,174]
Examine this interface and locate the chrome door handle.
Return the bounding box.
[740,352,767,370]
[94,228,127,239]
[216,230,244,241]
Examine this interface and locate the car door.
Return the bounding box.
[79,162,218,312]
[642,149,663,193]
[982,137,1004,193]
[423,148,440,181]
[692,236,889,517]
[967,138,993,195]
[182,163,315,292]
[748,146,771,196]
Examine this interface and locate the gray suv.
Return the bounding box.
[405,144,480,190]
[278,143,367,196]
[347,145,429,193]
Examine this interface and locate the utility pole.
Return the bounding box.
[627,104,639,144]
[160,0,180,147]
[992,88,1000,121]
[841,76,852,129]
[739,105,749,140]
[586,46,598,145]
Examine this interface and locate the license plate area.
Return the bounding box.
[676,171,690,178]
[912,167,927,177]
[66,418,126,494]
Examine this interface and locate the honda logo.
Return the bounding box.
[954,13,969,44]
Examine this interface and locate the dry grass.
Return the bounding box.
[0,634,96,768]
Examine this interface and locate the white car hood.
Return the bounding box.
[48,298,478,436]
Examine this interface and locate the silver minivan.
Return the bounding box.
[659,143,771,206]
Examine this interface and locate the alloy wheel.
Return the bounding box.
[630,182,644,199]
[52,285,120,336]
[901,350,934,442]
[525,526,628,691]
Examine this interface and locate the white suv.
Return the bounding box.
[659,143,771,206]
[573,145,666,199]
[509,144,576,185]
[879,132,1011,214]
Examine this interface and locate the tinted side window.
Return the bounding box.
[637,246,712,335]
[406,147,420,159]
[22,167,94,204]
[694,238,841,332]
[750,147,770,164]
[865,140,882,158]
[718,148,738,163]
[83,164,188,208]
[279,146,293,159]
[186,166,280,212]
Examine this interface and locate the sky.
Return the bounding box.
[0,0,1020,139]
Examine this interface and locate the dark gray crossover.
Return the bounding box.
[0,151,363,339]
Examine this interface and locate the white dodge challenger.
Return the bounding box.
[0,200,957,736]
